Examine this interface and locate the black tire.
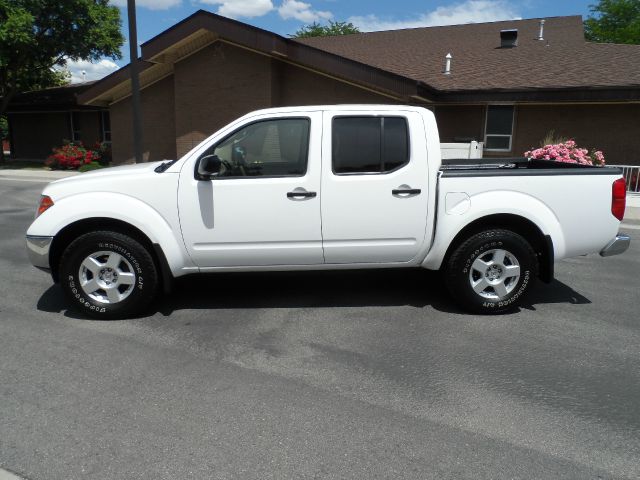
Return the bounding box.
[59,231,159,319]
[444,229,538,314]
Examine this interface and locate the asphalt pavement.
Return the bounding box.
[1,176,639,480]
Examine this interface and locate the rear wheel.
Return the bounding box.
[444,229,538,314]
[59,231,159,319]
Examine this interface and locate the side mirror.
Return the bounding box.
[196,154,221,180]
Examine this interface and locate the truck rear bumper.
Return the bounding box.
[599,234,631,257]
[26,235,53,270]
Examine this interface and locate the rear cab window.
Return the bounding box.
[332,116,410,175]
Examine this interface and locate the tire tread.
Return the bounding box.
[59,230,159,319]
[444,229,538,314]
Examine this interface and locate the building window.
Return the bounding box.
[484,105,514,151]
[70,112,81,142]
[101,111,111,143]
[332,116,409,174]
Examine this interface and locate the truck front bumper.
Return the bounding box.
[599,234,631,257]
[26,235,53,271]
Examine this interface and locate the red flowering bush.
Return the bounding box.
[46,141,108,170]
[525,139,606,166]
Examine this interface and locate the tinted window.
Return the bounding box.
[383,117,409,171]
[333,116,409,174]
[202,118,310,178]
[486,105,514,135]
[101,111,111,142]
[71,112,82,142]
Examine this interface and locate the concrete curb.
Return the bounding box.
[0,467,25,480]
[625,195,640,221]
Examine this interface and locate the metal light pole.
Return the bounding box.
[127,0,143,163]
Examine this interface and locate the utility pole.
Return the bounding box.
[127,0,143,163]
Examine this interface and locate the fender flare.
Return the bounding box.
[422,190,566,270]
[27,192,194,277]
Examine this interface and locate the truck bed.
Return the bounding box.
[440,158,622,177]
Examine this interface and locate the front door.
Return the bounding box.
[178,113,323,268]
[320,110,429,264]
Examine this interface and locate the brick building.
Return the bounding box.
[6,83,109,160]
[15,11,640,165]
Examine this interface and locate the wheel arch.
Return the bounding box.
[49,217,174,292]
[440,213,554,283]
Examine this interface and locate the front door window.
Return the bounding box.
[200,118,310,178]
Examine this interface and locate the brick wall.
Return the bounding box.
[513,104,640,165]
[276,62,395,106]
[109,43,395,163]
[433,105,485,143]
[8,112,70,159]
[173,42,273,158]
[432,103,640,165]
[8,110,105,160]
[110,75,176,164]
[106,39,640,167]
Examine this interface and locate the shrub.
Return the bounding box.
[78,161,105,173]
[93,141,112,166]
[525,139,606,166]
[46,141,110,170]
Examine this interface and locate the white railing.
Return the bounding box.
[610,165,640,194]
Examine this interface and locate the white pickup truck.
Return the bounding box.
[26,105,630,319]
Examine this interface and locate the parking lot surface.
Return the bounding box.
[1,176,639,479]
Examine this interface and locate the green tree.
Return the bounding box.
[293,20,360,38]
[584,0,640,44]
[0,0,123,118]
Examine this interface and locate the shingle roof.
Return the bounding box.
[79,10,431,106]
[297,16,640,92]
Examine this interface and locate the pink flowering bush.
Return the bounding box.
[525,139,605,166]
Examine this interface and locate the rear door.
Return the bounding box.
[320,110,429,264]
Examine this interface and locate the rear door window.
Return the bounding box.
[332,116,409,174]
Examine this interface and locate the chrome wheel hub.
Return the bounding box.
[469,248,521,300]
[79,251,136,304]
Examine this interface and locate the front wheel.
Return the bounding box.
[444,229,538,314]
[59,231,159,319]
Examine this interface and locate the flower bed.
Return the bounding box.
[46,141,111,171]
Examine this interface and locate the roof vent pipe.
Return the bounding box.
[444,53,452,75]
[500,29,518,48]
[538,19,545,41]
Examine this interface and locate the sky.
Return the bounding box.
[66,0,595,83]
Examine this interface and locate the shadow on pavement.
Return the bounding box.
[36,269,590,319]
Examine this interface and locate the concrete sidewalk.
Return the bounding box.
[626,194,640,222]
[0,169,79,183]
